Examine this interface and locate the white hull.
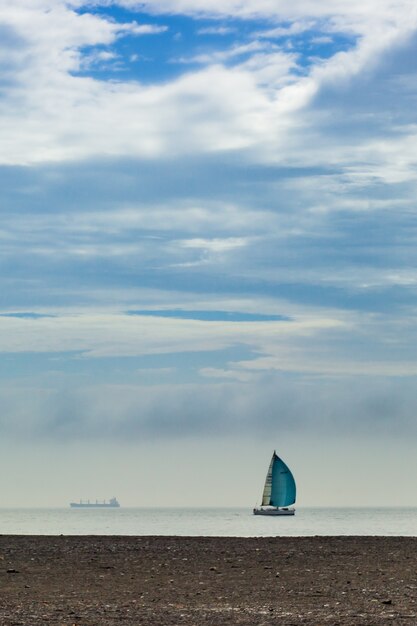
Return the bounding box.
[253,507,295,516]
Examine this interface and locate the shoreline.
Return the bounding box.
[0,535,416,624]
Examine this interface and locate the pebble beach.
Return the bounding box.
[0,535,416,625]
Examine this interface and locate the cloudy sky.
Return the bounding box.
[1,0,417,507]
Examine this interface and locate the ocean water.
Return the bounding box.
[0,507,415,536]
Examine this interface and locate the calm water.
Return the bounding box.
[0,507,415,536]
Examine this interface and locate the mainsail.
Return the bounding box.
[261,451,296,507]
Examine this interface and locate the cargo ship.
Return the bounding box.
[70,497,120,508]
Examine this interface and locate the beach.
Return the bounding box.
[0,536,416,625]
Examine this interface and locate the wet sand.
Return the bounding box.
[0,535,416,625]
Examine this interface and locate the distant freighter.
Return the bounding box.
[70,497,120,508]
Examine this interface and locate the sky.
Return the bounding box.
[1,0,417,507]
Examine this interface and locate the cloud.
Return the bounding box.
[0,311,343,358]
[1,372,416,442]
[1,304,416,388]
[0,0,416,178]
[255,20,317,39]
[174,39,281,64]
[117,0,416,25]
[1,153,416,316]
[197,25,235,35]
[130,23,168,35]
[179,237,249,252]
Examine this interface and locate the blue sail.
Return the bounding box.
[269,452,296,507]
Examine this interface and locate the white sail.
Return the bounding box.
[261,453,275,506]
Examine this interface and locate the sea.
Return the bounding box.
[0,507,415,536]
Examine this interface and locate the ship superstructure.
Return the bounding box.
[70,497,120,508]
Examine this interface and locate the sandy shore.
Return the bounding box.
[0,535,416,625]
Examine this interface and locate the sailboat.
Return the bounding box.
[253,450,296,516]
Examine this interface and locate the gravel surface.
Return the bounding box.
[0,535,416,625]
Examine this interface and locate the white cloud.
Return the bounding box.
[256,20,317,39]
[199,367,255,381]
[4,304,416,379]
[175,39,280,64]
[311,35,333,44]
[0,311,343,358]
[116,0,417,30]
[179,237,249,252]
[235,353,417,377]
[0,0,416,180]
[197,25,235,35]
[130,23,168,34]
[0,0,416,267]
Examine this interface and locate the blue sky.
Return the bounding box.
[1,0,417,506]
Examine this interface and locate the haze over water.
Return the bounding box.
[0,508,416,537]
